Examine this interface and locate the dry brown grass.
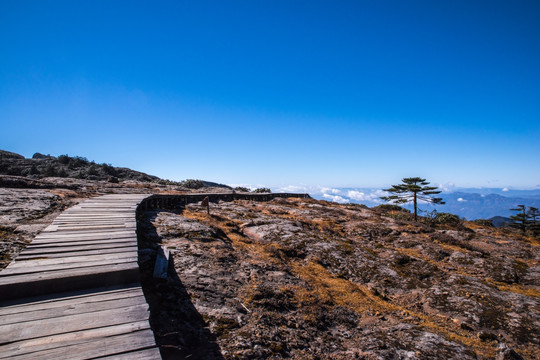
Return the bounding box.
[289,260,496,358]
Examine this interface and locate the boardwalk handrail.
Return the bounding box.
[138,192,311,211]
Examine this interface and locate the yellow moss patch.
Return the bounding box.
[486,280,540,298]
[290,261,495,358]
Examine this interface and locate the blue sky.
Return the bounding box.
[1,1,539,188]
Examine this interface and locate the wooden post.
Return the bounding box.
[201,196,210,215]
[153,246,170,279]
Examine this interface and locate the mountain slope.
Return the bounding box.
[0,150,158,182]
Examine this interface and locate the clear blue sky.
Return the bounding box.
[1,1,539,188]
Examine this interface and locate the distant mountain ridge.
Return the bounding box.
[438,192,540,220]
[287,185,540,220]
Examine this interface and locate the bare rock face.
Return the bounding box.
[137,198,539,359]
[0,188,76,268]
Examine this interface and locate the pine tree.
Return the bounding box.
[528,207,540,237]
[510,205,529,233]
[528,207,539,225]
[380,177,444,221]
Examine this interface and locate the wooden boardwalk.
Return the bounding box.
[0,194,160,359]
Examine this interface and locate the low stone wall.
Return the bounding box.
[138,192,311,211]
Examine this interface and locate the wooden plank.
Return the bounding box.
[16,246,138,260]
[19,241,137,255]
[24,239,136,251]
[0,262,140,300]
[32,233,134,242]
[0,303,150,343]
[53,219,130,223]
[0,286,143,314]
[29,236,134,245]
[97,347,162,360]
[52,222,131,227]
[0,321,151,359]
[55,217,134,220]
[42,225,132,235]
[7,252,136,269]
[0,256,137,277]
[0,295,147,325]
[0,262,139,287]
[54,225,128,231]
[34,230,134,238]
[4,329,156,360]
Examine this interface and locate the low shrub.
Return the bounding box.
[157,179,184,186]
[423,210,462,227]
[234,186,250,192]
[181,179,204,189]
[435,212,461,226]
[373,204,410,213]
[253,187,272,193]
[472,219,493,227]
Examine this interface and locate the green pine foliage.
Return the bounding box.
[380,177,444,221]
[510,205,540,236]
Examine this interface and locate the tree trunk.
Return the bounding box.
[413,192,418,221]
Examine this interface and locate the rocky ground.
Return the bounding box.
[137,197,539,360]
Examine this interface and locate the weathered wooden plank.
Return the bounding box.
[0,286,143,314]
[0,303,150,343]
[7,252,136,269]
[0,262,140,300]
[53,216,134,220]
[54,225,128,231]
[0,295,147,326]
[97,347,162,360]
[29,236,134,245]
[24,240,135,251]
[53,220,129,224]
[19,241,137,255]
[0,321,151,359]
[33,233,134,242]
[16,246,138,260]
[42,224,134,230]
[4,329,156,360]
[0,256,137,277]
[34,230,134,238]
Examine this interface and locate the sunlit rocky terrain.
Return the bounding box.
[138,197,539,359]
[1,150,538,359]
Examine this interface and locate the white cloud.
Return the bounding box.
[346,189,386,203]
[502,187,509,192]
[438,182,455,192]
[275,184,310,193]
[457,198,466,202]
[322,194,350,204]
[347,190,369,201]
[321,187,342,194]
[228,183,255,190]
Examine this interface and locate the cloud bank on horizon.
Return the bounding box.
[227,183,540,220]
